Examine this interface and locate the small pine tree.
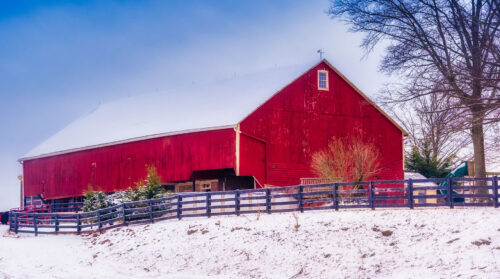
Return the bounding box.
[123,185,143,202]
[82,186,110,212]
[140,165,162,199]
[405,141,455,178]
[107,165,164,205]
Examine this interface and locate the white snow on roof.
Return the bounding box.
[486,161,500,173]
[23,60,318,160]
[404,172,438,187]
[404,172,427,180]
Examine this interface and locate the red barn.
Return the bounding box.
[19,59,407,205]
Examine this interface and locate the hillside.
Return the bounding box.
[1,208,499,278]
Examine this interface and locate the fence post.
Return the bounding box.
[408,178,414,209]
[265,188,271,214]
[55,214,59,234]
[14,213,19,234]
[177,195,183,220]
[97,209,102,233]
[8,213,12,232]
[298,185,304,213]
[493,176,498,208]
[77,213,81,235]
[447,176,454,209]
[368,182,375,210]
[122,204,128,226]
[333,183,339,211]
[149,200,154,223]
[16,213,19,234]
[34,215,38,236]
[206,193,212,218]
[50,203,54,213]
[235,190,240,216]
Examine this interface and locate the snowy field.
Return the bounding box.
[0,208,499,279]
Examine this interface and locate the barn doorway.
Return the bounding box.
[171,169,256,193]
[224,176,254,190]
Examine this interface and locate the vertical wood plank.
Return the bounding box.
[369,181,374,210]
[265,188,271,214]
[493,176,498,208]
[206,192,211,218]
[122,204,128,226]
[298,185,303,213]
[77,213,81,235]
[14,213,19,234]
[9,213,13,232]
[447,177,454,209]
[177,196,183,220]
[97,209,102,233]
[333,183,339,211]
[8,212,12,232]
[235,190,240,216]
[149,200,153,223]
[408,178,414,209]
[34,215,38,236]
[55,214,59,234]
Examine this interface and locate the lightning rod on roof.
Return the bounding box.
[317,49,324,60]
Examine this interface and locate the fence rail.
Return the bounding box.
[9,176,499,235]
[50,202,83,213]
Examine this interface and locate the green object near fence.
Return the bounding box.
[438,161,467,203]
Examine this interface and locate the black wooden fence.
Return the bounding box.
[9,176,499,236]
[50,202,83,213]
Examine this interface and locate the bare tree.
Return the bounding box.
[329,0,500,181]
[386,93,472,166]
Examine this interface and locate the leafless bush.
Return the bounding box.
[312,135,382,186]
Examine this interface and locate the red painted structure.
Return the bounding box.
[238,61,405,186]
[23,128,236,199]
[20,60,406,203]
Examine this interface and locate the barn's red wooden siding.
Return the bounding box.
[239,133,266,186]
[238,61,404,186]
[23,128,236,199]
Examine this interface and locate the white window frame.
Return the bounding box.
[317,70,329,91]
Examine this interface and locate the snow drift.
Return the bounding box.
[1,208,499,278]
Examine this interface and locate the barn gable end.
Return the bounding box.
[238,60,405,186]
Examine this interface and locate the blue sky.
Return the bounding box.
[0,0,389,210]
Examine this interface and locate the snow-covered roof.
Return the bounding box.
[22,60,319,161]
[486,161,500,173]
[404,172,437,187]
[22,59,407,161]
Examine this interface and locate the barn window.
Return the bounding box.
[318,70,328,90]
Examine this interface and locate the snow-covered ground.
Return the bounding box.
[1,208,499,279]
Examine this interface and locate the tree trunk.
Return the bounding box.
[470,110,488,198]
